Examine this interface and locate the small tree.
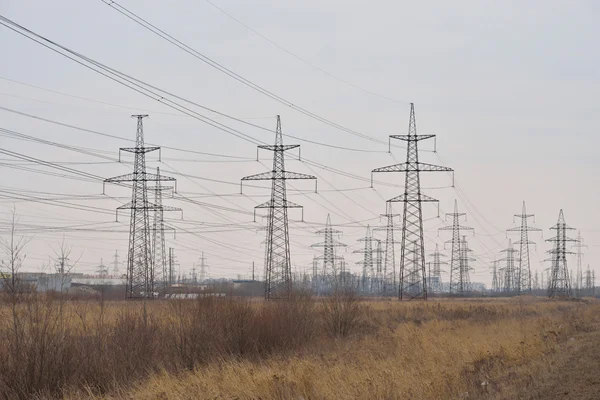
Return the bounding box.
[0,208,31,299]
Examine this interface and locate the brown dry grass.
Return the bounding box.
[0,294,597,399]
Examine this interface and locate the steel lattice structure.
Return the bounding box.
[499,239,519,293]
[241,116,316,300]
[104,115,176,299]
[546,210,576,298]
[439,200,473,296]
[311,214,346,294]
[428,244,447,293]
[354,225,377,294]
[571,231,587,296]
[149,167,181,294]
[506,202,541,294]
[458,236,475,293]
[490,258,501,293]
[373,202,400,295]
[372,103,453,300]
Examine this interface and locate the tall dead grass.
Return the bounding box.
[0,293,595,399]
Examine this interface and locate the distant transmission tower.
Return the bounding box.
[533,270,540,291]
[459,236,475,293]
[372,103,453,300]
[198,252,209,283]
[429,244,447,293]
[507,202,541,294]
[584,265,594,296]
[241,115,317,300]
[571,231,587,296]
[373,202,400,295]
[113,250,120,275]
[354,225,377,294]
[439,200,473,296]
[104,115,176,299]
[499,239,519,294]
[491,258,501,293]
[311,214,346,294]
[149,167,181,293]
[546,210,576,298]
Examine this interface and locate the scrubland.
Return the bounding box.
[0,292,597,399]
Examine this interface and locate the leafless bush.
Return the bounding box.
[322,287,362,337]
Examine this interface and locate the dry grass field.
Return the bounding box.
[0,293,598,399]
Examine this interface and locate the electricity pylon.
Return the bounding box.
[499,239,519,294]
[584,265,594,296]
[113,250,120,275]
[438,200,473,296]
[546,210,576,298]
[149,167,181,293]
[104,115,176,299]
[507,202,541,294]
[372,103,453,300]
[198,252,208,283]
[428,244,447,293]
[459,236,476,294]
[354,225,377,294]
[571,231,587,296]
[372,202,400,295]
[311,214,346,294]
[241,115,316,300]
[491,258,501,293]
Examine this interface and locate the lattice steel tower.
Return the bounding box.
[373,202,400,295]
[354,225,377,294]
[459,236,475,293]
[571,231,587,295]
[499,239,519,293]
[372,103,453,300]
[546,210,576,298]
[104,115,176,299]
[241,115,316,299]
[149,167,181,293]
[439,200,473,296]
[311,214,346,293]
[429,244,447,293]
[507,202,541,294]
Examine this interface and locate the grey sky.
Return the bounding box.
[0,0,598,284]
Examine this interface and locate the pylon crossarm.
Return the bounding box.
[258,144,299,152]
[372,162,452,173]
[242,171,275,181]
[119,146,160,154]
[389,134,436,142]
[282,171,317,180]
[388,193,439,203]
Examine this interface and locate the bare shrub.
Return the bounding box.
[322,287,362,337]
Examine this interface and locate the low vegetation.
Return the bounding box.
[0,293,596,399]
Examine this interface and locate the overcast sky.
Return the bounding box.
[0,0,598,286]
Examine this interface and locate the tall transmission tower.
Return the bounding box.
[311,214,346,294]
[571,231,587,296]
[241,115,317,300]
[507,202,541,294]
[491,258,501,293]
[113,250,120,275]
[372,202,400,295]
[438,200,473,296]
[354,225,377,294]
[104,115,176,299]
[584,265,594,296]
[149,167,181,293]
[546,210,576,298]
[198,252,209,283]
[372,103,453,300]
[499,239,519,294]
[428,244,447,294]
[459,236,475,294]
